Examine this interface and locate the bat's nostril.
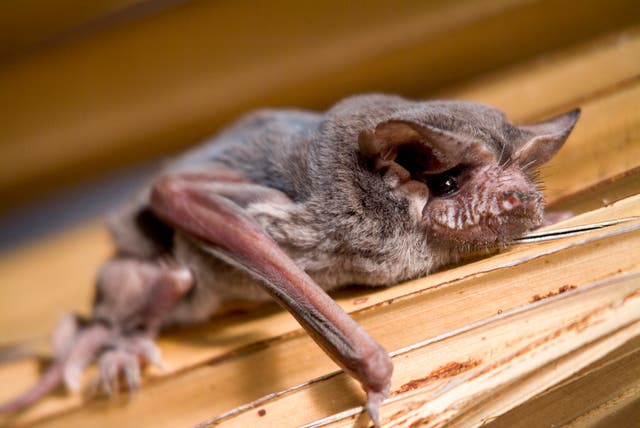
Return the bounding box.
[501,192,522,210]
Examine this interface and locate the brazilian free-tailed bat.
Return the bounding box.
[1,94,580,426]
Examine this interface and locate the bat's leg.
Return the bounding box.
[0,258,193,414]
[150,174,393,427]
[82,258,193,394]
[0,316,110,414]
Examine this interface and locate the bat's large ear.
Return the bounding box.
[514,108,580,168]
[358,120,494,174]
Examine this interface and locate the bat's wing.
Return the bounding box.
[149,169,392,426]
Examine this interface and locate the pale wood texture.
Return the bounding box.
[0,0,638,210]
[1,11,640,428]
[549,167,640,215]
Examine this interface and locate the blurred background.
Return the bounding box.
[0,0,638,249]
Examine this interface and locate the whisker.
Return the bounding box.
[519,159,538,172]
[497,143,507,168]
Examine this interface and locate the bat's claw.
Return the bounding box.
[63,364,83,392]
[365,389,386,428]
[97,348,140,395]
[92,335,162,396]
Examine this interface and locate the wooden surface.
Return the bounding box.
[1,8,640,428]
[0,0,638,211]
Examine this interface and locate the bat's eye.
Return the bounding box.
[429,174,459,196]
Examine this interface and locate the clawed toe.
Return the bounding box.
[98,336,162,396]
[126,336,163,368]
[93,335,162,396]
[97,349,141,395]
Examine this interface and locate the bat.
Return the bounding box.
[0,94,580,427]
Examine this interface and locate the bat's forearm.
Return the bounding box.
[150,174,392,425]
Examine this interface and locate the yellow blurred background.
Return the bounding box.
[0,0,638,248]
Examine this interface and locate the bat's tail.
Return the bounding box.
[0,362,63,414]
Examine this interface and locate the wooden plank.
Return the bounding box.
[567,394,640,428]
[300,276,640,428]
[485,337,640,428]
[3,195,639,427]
[0,0,638,211]
[548,166,640,215]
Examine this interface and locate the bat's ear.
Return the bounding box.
[358,120,493,173]
[514,108,580,168]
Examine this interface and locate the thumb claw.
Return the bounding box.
[365,389,387,428]
[63,366,81,392]
[148,349,163,370]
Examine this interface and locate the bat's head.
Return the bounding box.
[354,98,580,252]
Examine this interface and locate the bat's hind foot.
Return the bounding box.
[54,315,161,396]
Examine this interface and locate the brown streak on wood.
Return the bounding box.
[531,285,577,303]
[409,415,434,428]
[388,401,424,425]
[393,359,483,396]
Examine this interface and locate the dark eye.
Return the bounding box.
[429,174,459,196]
